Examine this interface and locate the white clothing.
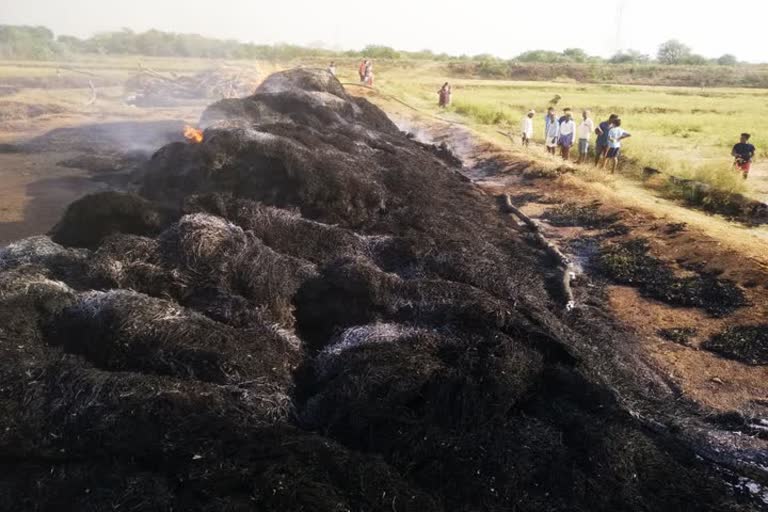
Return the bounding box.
[545,117,560,147]
[521,117,534,138]
[578,118,594,140]
[559,119,576,137]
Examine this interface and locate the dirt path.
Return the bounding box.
[377,103,768,421]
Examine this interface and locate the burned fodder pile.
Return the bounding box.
[0,69,762,511]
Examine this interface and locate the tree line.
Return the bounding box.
[0,25,744,66]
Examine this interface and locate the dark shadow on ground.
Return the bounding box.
[0,174,107,246]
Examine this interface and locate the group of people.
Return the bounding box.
[438,82,452,107]
[524,108,631,172]
[358,59,374,86]
[325,66,757,179]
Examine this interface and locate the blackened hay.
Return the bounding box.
[0,69,763,511]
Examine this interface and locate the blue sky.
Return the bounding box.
[1,0,765,62]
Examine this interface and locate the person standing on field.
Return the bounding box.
[364,60,374,86]
[558,109,576,160]
[731,133,756,179]
[603,118,631,173]
[544,106,556,140]
[577,110,595,164]
[545,110,560,155]
[521,110,535,147]
[438,83,449,107]
[359,59,367,82]
[595,113,618,166]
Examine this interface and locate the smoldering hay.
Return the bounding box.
[0,69,764,511]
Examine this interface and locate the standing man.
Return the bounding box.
[521,110,535,147]
[359,59,367,82]
[545,110,559,155]
[732,133,756,179]
[595,113,618,166]
[558,110,576,161]
[328,61,337,77]
[438,83,449,107]
[577,110,595,164]
[544,106,556,141]
[604,118,631,173]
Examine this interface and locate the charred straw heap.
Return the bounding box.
[0,69,763,511]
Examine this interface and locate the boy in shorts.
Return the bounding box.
[732,133,756,179]
[594,113,618,166]
[604,119,631,174]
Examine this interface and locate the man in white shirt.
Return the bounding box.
[577,110,595,164]
[545,110,559,155]
[521,110,535,147]
[557,110,576,160]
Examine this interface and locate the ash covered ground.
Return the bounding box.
[0,69,764,511]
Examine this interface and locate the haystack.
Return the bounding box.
[0,69,762,511]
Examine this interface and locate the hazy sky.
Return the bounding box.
[1,0,765,62]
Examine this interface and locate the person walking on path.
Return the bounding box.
[521,110,535,147]
[603,119,631,173]
[545,110,560,156]
[558,110,576,160]
[577,110,595,164]
[732,133,756,179]
[595,113,618,166]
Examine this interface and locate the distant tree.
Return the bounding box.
[608,50,650,64]
[0,25,59,59]
[515,50,565,63]
[407,49,435,60]
[682,54,710,66]
[562,48,588,63]
[361,45,400,59]
[657,39,691,65]
[717,54,738,66]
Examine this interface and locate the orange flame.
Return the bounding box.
[184,125,204,144]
